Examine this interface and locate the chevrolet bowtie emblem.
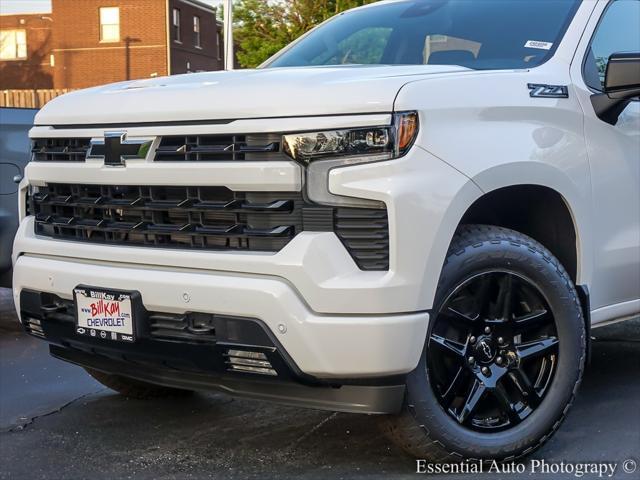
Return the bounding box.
[87,132,152,166]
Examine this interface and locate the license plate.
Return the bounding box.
[74,288,135,342]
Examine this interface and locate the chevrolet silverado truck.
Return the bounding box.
[12,0,640,461]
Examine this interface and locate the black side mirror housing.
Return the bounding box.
[591,52,640,125]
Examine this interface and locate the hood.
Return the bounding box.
[35,65,469,126]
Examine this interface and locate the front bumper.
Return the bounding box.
[18,288,405,414]
[13,254,427,379]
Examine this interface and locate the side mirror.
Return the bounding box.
[591,52,640,125]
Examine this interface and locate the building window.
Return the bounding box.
[99,7,120,43]
[0,29,27,60]
[194,16,201,48]
[173,8,181,43]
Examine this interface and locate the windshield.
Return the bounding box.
[265,0,581,70]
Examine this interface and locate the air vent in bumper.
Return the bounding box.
[335,208,390,271]
[225,349,277,376]
[24,317,45,338]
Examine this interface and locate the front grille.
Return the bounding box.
[31,184,304,252]
[156,134,285,162]
[32,134,287,163]
[32,138,91,162]
[29,183,390,270]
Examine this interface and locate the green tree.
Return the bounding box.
[230,0,381,68]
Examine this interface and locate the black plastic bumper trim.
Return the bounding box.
[577,284,592,365]
[51,345,405,414]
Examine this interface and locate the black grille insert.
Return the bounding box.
[29,184,390,270]
[31,134,287,163]
[32,138,91,162]
[155,134,285,162]
[31,184,303,252]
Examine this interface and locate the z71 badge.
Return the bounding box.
[527,83,569,98]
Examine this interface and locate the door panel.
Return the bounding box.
[583,101,640,309]
[571,0,640,311]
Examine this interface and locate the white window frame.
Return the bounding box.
[0,29,27,60]
[173,8,182,43]
[99,7,120,43]
[194,16,201,48]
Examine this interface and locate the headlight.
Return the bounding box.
[283,112,418,208]
[283,111,419,163]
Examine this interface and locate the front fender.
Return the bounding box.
[395,64,592,290]
[471,161,592,287]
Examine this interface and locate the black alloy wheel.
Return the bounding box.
[380,225,585,462]
[428,271,558,432]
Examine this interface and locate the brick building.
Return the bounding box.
[0,14,54,89]
[0,0,224,91]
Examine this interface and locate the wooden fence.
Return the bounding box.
[0,89,75,109]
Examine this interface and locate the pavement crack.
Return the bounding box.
[284,411,339,454]
[5,388,106,433]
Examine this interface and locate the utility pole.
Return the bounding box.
[223,0,234,70]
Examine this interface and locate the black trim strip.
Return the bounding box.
[577,284,592,365]
[51,345,405,414]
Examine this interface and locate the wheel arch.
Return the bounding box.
[463,162,592,289]
[459,184,579,282]
[416,161,592,317]
[428,164,594,346]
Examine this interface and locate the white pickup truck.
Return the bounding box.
[12,0,639,462]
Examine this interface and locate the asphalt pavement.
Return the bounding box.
[0,287,638,480]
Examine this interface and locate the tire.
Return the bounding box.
[85,368,193,400]
[381,225,585,461]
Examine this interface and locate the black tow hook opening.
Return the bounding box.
[40,303,68,315]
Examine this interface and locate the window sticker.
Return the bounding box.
[524,40,554,50]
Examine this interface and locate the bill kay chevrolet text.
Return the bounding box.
[12,0,639,461]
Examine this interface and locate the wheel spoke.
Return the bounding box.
[453,379,486,424]
[441,366,467,407]
[508,368,542,408]
[498,274,515,321]
[473,274,493,317]
[513,309,549,332]
[443,306,478,327]
[516,337,559,361]
[429,334,466,359]
[492,382,523,425]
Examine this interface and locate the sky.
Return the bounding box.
[0,0,223,15]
